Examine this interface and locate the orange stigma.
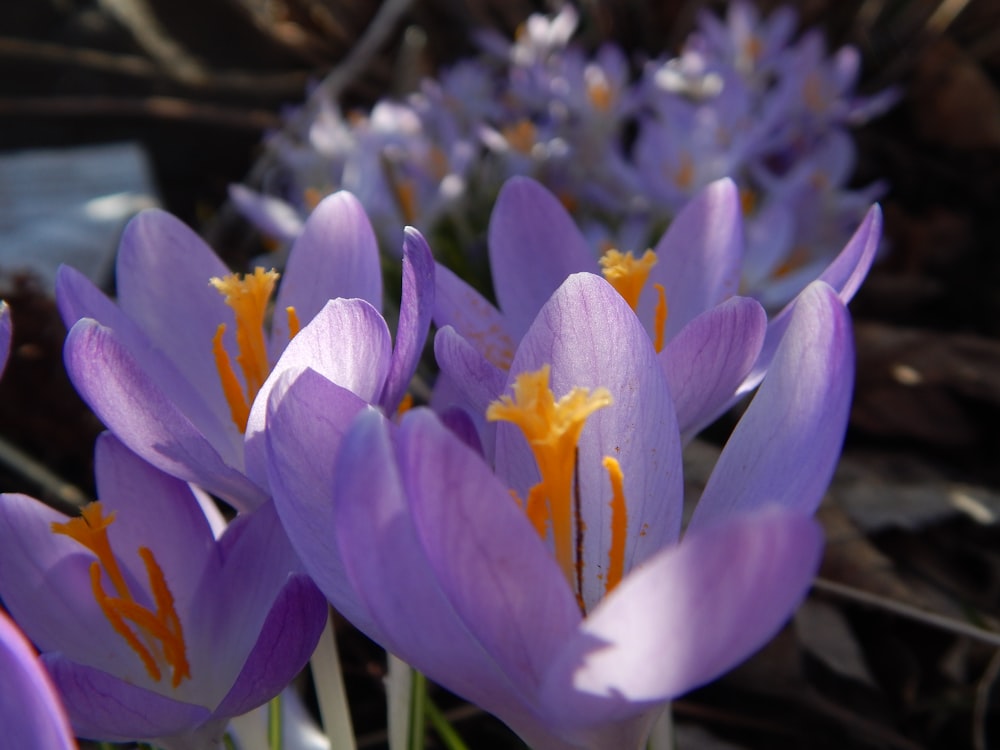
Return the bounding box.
[487,366,629,611]
[51,503,190,688]
[600,249,668,352]
[211,268,299,432]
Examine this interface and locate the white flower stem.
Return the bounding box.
[311,608,357,750]
[646,704,675,750]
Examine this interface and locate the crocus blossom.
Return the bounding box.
[265,272,853,749]
[56,191,390,511]
[434,175,879,438]
[0,433,327,749]
[0,610,77,750]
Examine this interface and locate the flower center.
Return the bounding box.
[211,268,300,432]
[487,366,628,612]
[599,249,668,352]
[51,503,190,688]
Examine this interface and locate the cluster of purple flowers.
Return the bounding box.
[233,1,894,307]
[0,5,886,750]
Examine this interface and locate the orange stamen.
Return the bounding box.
[602,457,628,595]
[52,503,189,687]
[213,324,250,431]
[286,306,301,339]
[653,283,668,353]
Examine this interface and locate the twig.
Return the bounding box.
[973,648,1000,750]
[0,434,89,513]
[0,36,311,97]
[0,96,281,130]
[813,577,1000,649]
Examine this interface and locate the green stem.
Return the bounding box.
[425,697,471,750]
[268,692,282,750]
[408,669,427,750]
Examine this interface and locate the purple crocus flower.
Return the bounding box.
[435,175,878,438]
[56,191,390,511]
[265,271,853,750]
[0,610,77,749]
[0,433,327,749]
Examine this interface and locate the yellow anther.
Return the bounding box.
[52,503,190,688]
[599,249,658,311]
[487,366,613,601]
[602,457,627,595]
[210,268,297,433]
[502,120,537,155]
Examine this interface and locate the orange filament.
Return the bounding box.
[652,283,668,354]
[602,457,628,595]
[52,503,190,687]
[600,249,668,350]
[211,268,299,432]
[502,120,537,155]
[488,366,628,610]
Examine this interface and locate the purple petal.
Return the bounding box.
[243,297,392,487]
[0,301,10,377]
[400,409,580,690]
[538,512,822,731]
[211,574,327,719]
[228,184,304,242]
[64,319,267,511]
[433,263,517,371]
[499,273,684,610]
[273,191,383,342]
[379,227,435,412]
[94,433,218,615]
[488,177,594,337]
[689,282,854,532]
[264,368,378,636]
[0,611,76,750]
[0,492,143,667]
[114,209,235,426]
[743,204,880,391]
[643,178,744,341]
[433,325,507,417]
[332,409,541,728]
[659,296,767,438]
[190,501,323,707]
[44,654,210,741]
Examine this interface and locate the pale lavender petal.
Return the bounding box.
[433,263,517,371]
[273,191,383,345]
[499,273,683,610]
[244,298,392,487]
[0,611,76,750]
[94,433,218,612]
[264,368,379,636]
[742,204,880,392]
[0,301,10,377]
[211,574,327,719]
[433,325,507,418]
[332,409,540,727]
[400,409,580,690]
[64,320,267,511]
[228,184,304,242]
[642,178,744,341]
[488,177,594,337]
[538,512,822,731]
[114,209,236,429]
[659,296,767,438]
[0,493,141,665]
[379,227,435,412]
[689,282,853,532]
[44,654,209,741]
[191,500,322,707]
